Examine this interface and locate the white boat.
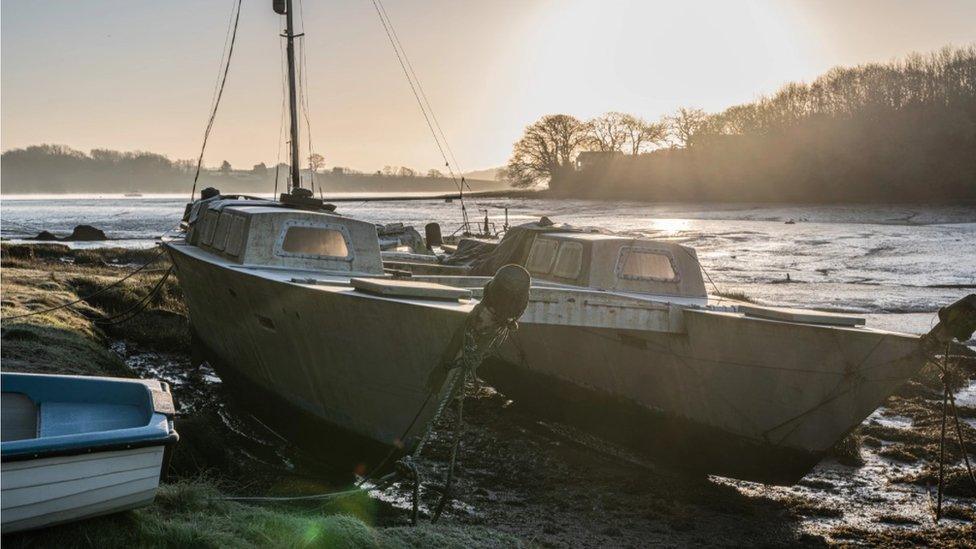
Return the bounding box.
[1,373,178,533]
[383,222,974,483]
[163,0,529,470]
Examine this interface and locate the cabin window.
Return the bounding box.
[224,215,246,257]
[212,213,233,251]
[526,238,559,274]
[280,226,350,258]
[201,210,220,246]
[551,242,583,280]
[617,248,678,282]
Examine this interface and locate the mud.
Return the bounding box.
[5,245,974,546]
[126,337,975,546]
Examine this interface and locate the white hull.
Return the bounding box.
[166,242,467,448]
[1,446,165,534]
[483,307,923,482]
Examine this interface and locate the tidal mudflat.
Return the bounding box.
[2,243,973,547]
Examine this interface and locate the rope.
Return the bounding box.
[1,248,166,321]
[934,341,976,522]
[189,0,243,201]
[94,267,174,325]
[216,305,519,511]
[221,487,365,503]
[296,0,318,194]
[373,0,470,193]
[367,0,472,229]
[273,34,289,197]
[675,245,721,295]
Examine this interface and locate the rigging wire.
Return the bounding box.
[273,34,289,197]
[368,0,472,229]
[374,0,470,193]
[296,0,319,197]
[190,0,244,201]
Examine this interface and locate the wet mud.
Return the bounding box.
[131,333,974,546]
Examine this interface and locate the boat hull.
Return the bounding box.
[166,244,466,455]
[1,446,165,534]
[482,309,923,484]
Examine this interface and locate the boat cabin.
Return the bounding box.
[523,232,706,298]
[185,198,383,274]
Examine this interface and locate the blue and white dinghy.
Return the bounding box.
[1,373,178,534]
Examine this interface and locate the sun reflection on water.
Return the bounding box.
[649,218,691,235]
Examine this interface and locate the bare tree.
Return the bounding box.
[588,112,629,152]
[505,114,591,188]
[666,107,708,148]
[621,114,668,155]
[427,169,444,178]
[308,153,325,173]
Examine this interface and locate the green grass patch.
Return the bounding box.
[3,481,522,548]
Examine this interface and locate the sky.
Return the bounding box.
[2,0,974,173]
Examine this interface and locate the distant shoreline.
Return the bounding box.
[2,188,975,209]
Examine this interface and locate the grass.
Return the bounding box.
[1,266,129,377]
[4,481,522,549]
[1,245,523,547]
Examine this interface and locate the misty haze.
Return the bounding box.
[1,1,974,547]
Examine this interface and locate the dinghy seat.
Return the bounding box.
[39,402,147,437]
[1,393,38,442]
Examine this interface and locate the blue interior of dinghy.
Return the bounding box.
[1,373,176,460]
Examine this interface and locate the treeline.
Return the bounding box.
[0,145,502,194]
[507,46,976,202]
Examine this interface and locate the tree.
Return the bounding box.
[665,107,708,148]
[588,112,629,152]
[174,159,196,174]
[621,115,667,155]
[252,162,268,175]
[397,166,416,177]
[219,160,232,173]
[427,169,444,178]
[505,114,591,188]
[308,153,325,173]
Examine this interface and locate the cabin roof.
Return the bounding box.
[540,232,621,241]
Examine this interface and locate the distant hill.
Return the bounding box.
[462,167,503,182]
[0,145,508,195]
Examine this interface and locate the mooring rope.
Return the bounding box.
[189,0,243,201]
[216,299,521,510]
[1,248,167,321]
[934,340,976,522]
[94,267,175,325]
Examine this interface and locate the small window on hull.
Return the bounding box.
[281,226,349,258]
[617,249,678,281]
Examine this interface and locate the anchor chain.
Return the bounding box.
[398,264,529,524]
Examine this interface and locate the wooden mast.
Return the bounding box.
[284,0,302,192]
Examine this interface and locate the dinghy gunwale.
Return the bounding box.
[1,373,178,463]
